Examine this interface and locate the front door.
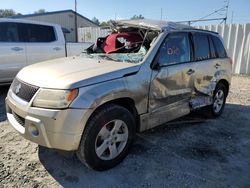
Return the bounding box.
[148,32,195,127]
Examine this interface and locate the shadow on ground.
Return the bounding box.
[38,103,250,187]
[0,86,9,122]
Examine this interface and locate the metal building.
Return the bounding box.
[12,10,99,42]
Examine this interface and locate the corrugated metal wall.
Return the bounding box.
[196,24,250,74]
[79,24,250,74]
[78,27,110,42]
[16,12,98,42]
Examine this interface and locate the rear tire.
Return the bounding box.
[207,83,227,117]
[76,104,136,171]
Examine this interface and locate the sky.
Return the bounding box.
[1,0,250,25]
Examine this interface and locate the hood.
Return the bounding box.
[17,56,141,89]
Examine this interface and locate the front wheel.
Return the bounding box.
[77,104,136,171]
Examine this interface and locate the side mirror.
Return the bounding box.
[152,62,161,70]
[151,51,161,70]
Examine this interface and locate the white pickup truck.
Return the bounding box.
[0,18,92,84]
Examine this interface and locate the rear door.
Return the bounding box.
[0,22,26,83]
[210,35,230,76]
[21,23,65,65]
[192,32,219,95]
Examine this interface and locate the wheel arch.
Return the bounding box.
[217,79,230,97]
[86,97,140,133]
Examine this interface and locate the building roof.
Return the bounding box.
[0,18,62,27]
[113,19,193,31]
[11,9,99,26]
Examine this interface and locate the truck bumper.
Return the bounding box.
[5,91,89,151]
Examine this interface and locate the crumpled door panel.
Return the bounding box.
[191,58,230,109]
[149,63,195,112]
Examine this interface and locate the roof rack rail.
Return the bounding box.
[184,28,219,34]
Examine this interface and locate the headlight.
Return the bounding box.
[32,88,78,109]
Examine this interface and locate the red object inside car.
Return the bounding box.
[103,32,143,54]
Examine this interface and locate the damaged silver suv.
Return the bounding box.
[6,19,232,170]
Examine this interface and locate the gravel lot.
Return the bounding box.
[0,75,250,188]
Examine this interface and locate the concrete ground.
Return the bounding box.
[0,76,250,188]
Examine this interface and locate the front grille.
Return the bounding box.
[12,112,25,127]
[11,78,39,102]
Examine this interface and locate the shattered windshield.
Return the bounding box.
[81,46,147,63]
[82,27,159,64]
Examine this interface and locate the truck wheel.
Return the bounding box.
[209,83,227,117]
[76,104,136,171]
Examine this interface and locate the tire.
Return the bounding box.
[76,104,136,171]
[208,83,227,117]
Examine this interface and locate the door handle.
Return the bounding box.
[214,63,221,68]
[187,69,195,75]
[11,47,23,51]
[53,47,62,51]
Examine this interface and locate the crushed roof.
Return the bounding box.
[113,19,193,31]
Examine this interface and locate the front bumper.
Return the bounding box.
[5,90,90,151]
